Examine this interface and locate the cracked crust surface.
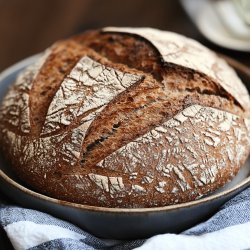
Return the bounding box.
[0,27,250,208]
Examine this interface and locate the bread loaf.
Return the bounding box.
[0,27,250,208]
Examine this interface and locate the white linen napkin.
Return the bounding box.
[1,187,250,250]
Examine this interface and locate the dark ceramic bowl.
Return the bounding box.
[0,55,250,240]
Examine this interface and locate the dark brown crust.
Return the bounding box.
[78,31,242,109]
[0,28,250,208]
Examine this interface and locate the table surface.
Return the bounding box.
[0,1,249,249]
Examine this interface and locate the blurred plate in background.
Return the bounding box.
[180,0,250,51]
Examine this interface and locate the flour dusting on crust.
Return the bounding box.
[0,50,51,133]
[42,56,142,135]
[103,27,250,110]
[97,104,250,203]
[0,29,250,208]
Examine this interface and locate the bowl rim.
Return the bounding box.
[0,54,250,214]
[1,167,250,213]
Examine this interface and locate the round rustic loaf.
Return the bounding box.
[0,27,250,208]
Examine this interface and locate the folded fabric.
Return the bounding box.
[1,187,250,250]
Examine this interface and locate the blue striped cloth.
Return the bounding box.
[1,187,250,250]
